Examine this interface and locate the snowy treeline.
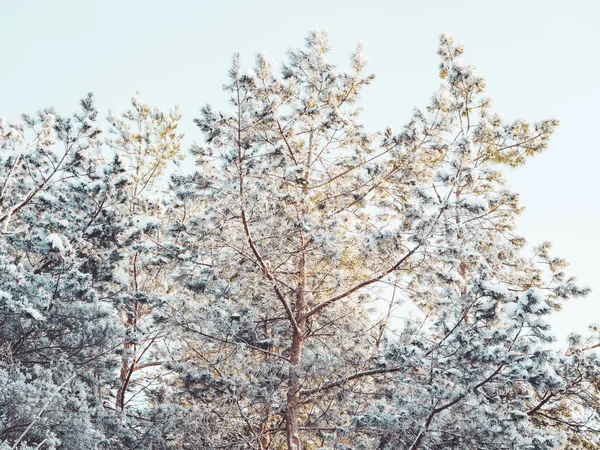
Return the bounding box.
[1,31,599,450]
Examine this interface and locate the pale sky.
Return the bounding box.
[1,0,598,343]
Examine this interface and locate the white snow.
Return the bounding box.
[505,302,518,317]
[113,173,131,185]
[23,306,46,321]
[481,280,510,299]
[112,266,129,285]
[133,215,161,231]
[178,250,192,260]
[44,233,65,254]
[38,192,58,204]
[460,196,489,212]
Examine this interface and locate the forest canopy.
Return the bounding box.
[0,31,598,450]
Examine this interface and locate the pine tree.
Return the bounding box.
[105,92,184,415]
[0,95,185,449]
[1,30,598,450]
[0,96,125,448]
[349,35,599,450]
[168,32,598,450]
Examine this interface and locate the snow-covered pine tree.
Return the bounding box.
[348,35,600,450]
[167,29,400,449]
[168,31,599,450]
[0,96,126,448]
[105,93,185,415]
[0,95,185,449]
[1,30,598,450]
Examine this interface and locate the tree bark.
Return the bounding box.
[285,232,307,450]
[285,328,304,450]
[116,354,130,411]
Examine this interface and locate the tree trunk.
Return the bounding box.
[116,352,130,411]
[116,315,135,412]
[117,251,138,412]
[285,328,304,450]
[285,233,307,450]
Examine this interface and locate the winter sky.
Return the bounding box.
[1,0,598,343]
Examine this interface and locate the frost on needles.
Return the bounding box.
[0,31,598,450]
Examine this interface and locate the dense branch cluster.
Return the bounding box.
[0,32,598,450]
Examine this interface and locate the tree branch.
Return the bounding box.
[304,244,421,319]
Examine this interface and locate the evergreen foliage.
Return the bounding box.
[0,32,597,450]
